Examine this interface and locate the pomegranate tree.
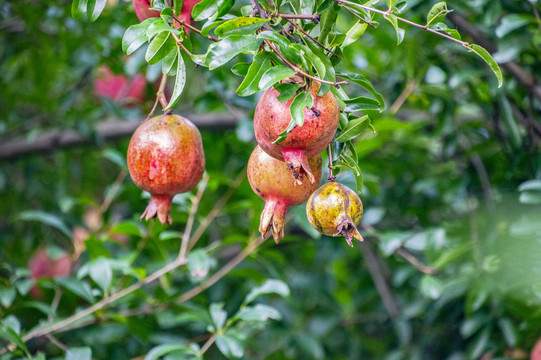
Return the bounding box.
[248,145,321,243]
[127,114,205,225]
[306,181,363,247]
[254,81,339,185]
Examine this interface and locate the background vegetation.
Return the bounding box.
[0,0,540,359]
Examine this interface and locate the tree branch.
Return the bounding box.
[0,114,237,161]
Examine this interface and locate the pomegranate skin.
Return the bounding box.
[306,181,363,247]
[248,145,321,243]
[127,114,205,225]
[132,0,198,28]
[254,82,339,185]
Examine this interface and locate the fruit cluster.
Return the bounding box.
[127,77,364,246]
[125,0,363,247]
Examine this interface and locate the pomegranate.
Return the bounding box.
[132,0,198,27]
[127,114,205,225]
[306,181,363,247]
[253,81,339,185]
[29,248,71,298]
[94,66,146,105]
[247,145,321,243]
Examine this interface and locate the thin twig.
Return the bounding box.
[198,334,217,356]
[395,247,438,275]
[264,39,348,86]
[179,174,209,260]
[171,32,193,57]
[45,334,68,352]
[187,169,247,252]
[340,5,377,29]
[172,14,219,42]
[327,143,335,181]
[178,236,267,303]
[274,13,321,23]
[389,81,417,114]
[99,170,128,214]
[285,18,342,59]
[334,0,470,47]
[149,74,168,118]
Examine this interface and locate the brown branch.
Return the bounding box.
[264,39,348,86]
[360,242,400,319]
[179,174,209,260]
[0,114,237,161]
[340,5,377,29]
[285,18,342,59]
[177,236,268,303]
[172,14,219,42]
[273,13,321,23]
[447,12,541,101]
[389,81,417,114]
[149,74,169,118]
[171,32,193,58]
[198,334,217,356]
[395,247,438,275]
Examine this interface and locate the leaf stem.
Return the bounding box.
[149,74,169,118]
[198,334,217,356]
[171,32,193,57]
[172,14,219,42]
[327,143,336,181]
[340,5,377,29]
[334,0,470,47]
[179,174,209,260]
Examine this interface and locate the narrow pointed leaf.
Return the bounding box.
[145,32,176,65]
[122,18,160,55]
[426,2,451,27]
[214,17,269,38]
[385,14,405,45]
[336,72,384,106]
[467,44,503,88]
[258,66,297,91]
[335,115,370,142]
[165,46,186,109]
[206,35,262,70]
[236,52,272,96]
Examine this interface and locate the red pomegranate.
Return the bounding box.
[132,0,198,27]
[254,81,339,185]
[94,66,146,105]
[248,145,321,243]
[127,114,205,225]
[29,248,71,298]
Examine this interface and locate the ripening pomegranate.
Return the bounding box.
[127,114,205,225]
[248,145,321,243]
[306,181,363,247]
[254,81,339,185]
[94,66,146,105]
[28,248,71,298]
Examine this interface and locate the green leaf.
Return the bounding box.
[188,249,213,281]
[206,35,262,70]
[385,14,405,45]
[216,332,244,359]
[429,22,461,41]
[165,46,186,110]
[16,210,71,238]
[174,0,184,16]
[87,0,107,21]
[258,66,297,91]
[0,287,16,308]
[466,44,503,88]
[20,301,56,318]
[56,278,95,303]
[244,279,290,304]
[145,32,176,65]
[147,19,180,40]
[519,180,541,192]
[144,345,200,360]
[236,52,272,96]
[162,48,178,76]
[216,0,234,17]
[386,0,398,9]
[420,275,443,299]
[344,97,381,112]
[78,257,112,293]
[301,43,326,80]
[274,83,301,103]
[71,0,88,19]
[66,347,92,360]
[0,327,29,357]
[257,31,303,64]
[192,0,222,21]
[336,72,384,106]
[209,303,227,330]
[498,318,517,347]
[290,91,313,127]
[214,17,270,38]
[335,115,370,142]
[343,21,368,47]
[425,2,451,27]
[495,14,533,38]
[234,304,281,322]
[151,0,166,11]
[231,62,250,77]
[122,18,160,55]
[110,221,144,237]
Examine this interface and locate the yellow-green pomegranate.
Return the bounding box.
[306,181,363,247]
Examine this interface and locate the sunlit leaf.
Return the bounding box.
[165,46,186,109]
[425,2,452,27]
[467,44,503,88]
[258,66,297,91]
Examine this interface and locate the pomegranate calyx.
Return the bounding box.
[333,218,364,247]
[141,194,173,225]
[259,199,287,244]
[283,148,315,185]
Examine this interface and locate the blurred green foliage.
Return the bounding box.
[1,0,540,359]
